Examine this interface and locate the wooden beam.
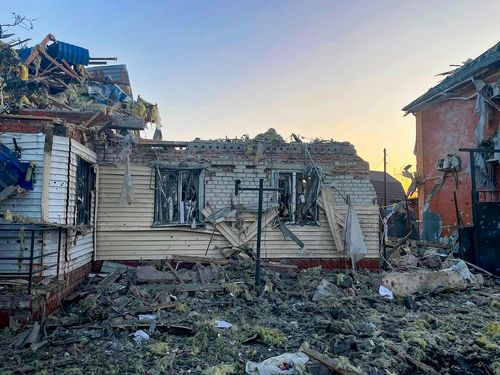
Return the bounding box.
[166,254,229,266]
[300,342,366,375]
[23,33,56,66]
[83,111,107,128]
[317,196,345,227]
[41,125,54,221]
[242,208,277,244]
[320,188,345,252]
[385,341,439,375]
[37,47,82,83]
[0,186,25,203]
[202,206,241,247]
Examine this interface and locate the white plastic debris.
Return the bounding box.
[346,205,368,267]
[245,352,309,375]
[215,320,233,329]
[378,285,394,300]
[138,314,156,321]
[446,260,476,282]
[132,330,150,345]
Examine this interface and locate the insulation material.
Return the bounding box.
[345,203,367,267]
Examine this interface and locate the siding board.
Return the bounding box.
[96,164,380,261]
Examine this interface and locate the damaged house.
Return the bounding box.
[0,33,160,323]
[0,30,381,326]
[403,41,500,274]
[94,131,380,270]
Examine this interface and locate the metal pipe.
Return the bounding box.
[234,179,282,287]
[255,179,264,287]
[383,148,387,207]
[28,230,35,294]
[57,227,62,278]
[89,57,118,61]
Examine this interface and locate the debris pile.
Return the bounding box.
[0,28,161,136]
[1,257,498,374]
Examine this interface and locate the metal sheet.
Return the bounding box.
[476,202,500,274]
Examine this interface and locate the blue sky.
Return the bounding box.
[3,0,500,178]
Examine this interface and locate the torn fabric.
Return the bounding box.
[118,134,135,205]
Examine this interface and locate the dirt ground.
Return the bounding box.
[1,259,499,375]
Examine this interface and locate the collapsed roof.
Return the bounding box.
[403,41,500,114]
[0,33,161,134]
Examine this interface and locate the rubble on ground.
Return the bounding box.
[0,257,499,374]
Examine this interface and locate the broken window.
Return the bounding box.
[274,171,318,224]
[154,168,205,226]
[76,158,95,225]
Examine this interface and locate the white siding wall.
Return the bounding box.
[65,139,97,273]
[0,133,45,274]
[96,164,379,261]
[0,133,45,219]
[0,133,96,277]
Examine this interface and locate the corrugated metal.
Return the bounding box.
[96,164,379,260]
[47,41,90,66]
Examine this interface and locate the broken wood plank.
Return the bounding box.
[167,254,228,266]
[276,221,305,248]
[242,208,278,243]
[134,303,176,314]
[300,342,366,375]
[175,284,224,293]
[46,96,75,110]
[100,260,135,274]
[164,261,185,285]
[317,196,345,227]
[97,270,124,289]
[83,111,107,128]
[0,186,25,203]
[202,206,241,247]
[320,188,345,252]
[262,262,299,273]
[385,341,439,375]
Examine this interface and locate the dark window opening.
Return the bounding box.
[76,158,95,226]
[154,169,205,225]
[275,171,318,224]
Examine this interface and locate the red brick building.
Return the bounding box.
[403,42,500,273]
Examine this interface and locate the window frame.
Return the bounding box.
[75,157,95,226]
[152,167,205,227]
[273,170,319,225]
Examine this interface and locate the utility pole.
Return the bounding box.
[383,148,387,207]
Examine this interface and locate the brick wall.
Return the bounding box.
[94,138,376,207]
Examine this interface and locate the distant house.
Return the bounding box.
[403,41,500,273]
[369,171,406,206]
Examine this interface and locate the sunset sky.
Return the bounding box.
[6,0,500,184]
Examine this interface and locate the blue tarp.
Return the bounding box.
[0,143,33,191]
[18,40,90,66]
